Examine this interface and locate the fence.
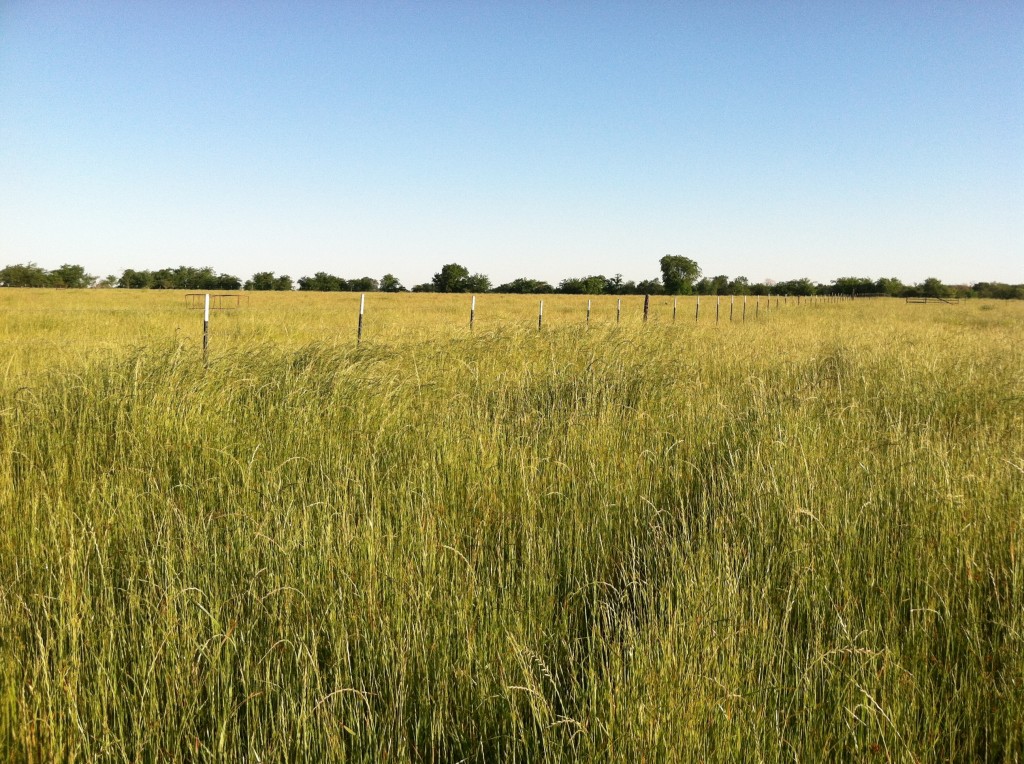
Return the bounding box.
[905,296,961,304]
[186,293,241,310]
[189,291,877,359]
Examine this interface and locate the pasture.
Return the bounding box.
[1,290,1022,761]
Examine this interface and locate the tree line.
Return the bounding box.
[1,257,1022,299]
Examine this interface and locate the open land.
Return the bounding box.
[1,291,1022,761]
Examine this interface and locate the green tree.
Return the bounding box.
[875,277,905,296]
[298,272,344,291]
[432,263,470,292]
[493,278,553,294]
[727,276,751,295]
[0,262,53,287]
[217,273,242,290]
[558,275,607,295]
[462,273,491,293]
[972,281,1024,299]
[118,269,154,289]
[349,276,379,292]
[380,274,405,292]
[427,264,489,293]
[773,278,817,296]
[696,275,729,295]
[831,277,874,296]
[636,278,664,295]
[49,263,94,288]
[920,277,949,298]
[246,271,291,290]
[138,265,238,290]
[659,255,701,295]
[604,274,625,294]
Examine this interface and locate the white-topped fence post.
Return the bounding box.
[203,293,210,363]
[357,294,365,344]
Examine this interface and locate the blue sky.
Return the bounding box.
[1,1,1021,286]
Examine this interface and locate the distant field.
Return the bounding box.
[3,289,842,378]
[1,291,1022,761]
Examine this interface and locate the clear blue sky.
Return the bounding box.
[2,1,1022,286]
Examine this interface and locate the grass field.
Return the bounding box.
[1,290,1022,761]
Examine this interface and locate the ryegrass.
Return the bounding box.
[1,292,1022,761]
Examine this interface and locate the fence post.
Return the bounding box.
[696,295,700,323]
[203,293,210,363]
[538,300,543,331]
[470,294,475,330]
[357,293,365,344]
[643,294,650,322]
[586,299,591,326]
[716,296,720,324]
[743,294,747,322]
[673,296,677,322]
[730,295,734,322]
[616,298,621,324]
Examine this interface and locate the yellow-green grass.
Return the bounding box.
[1,290,1022,761]
[3,290,826,380]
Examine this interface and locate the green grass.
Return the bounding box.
[1,294,1022,761]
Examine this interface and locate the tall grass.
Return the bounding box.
[1,293,1022,760]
